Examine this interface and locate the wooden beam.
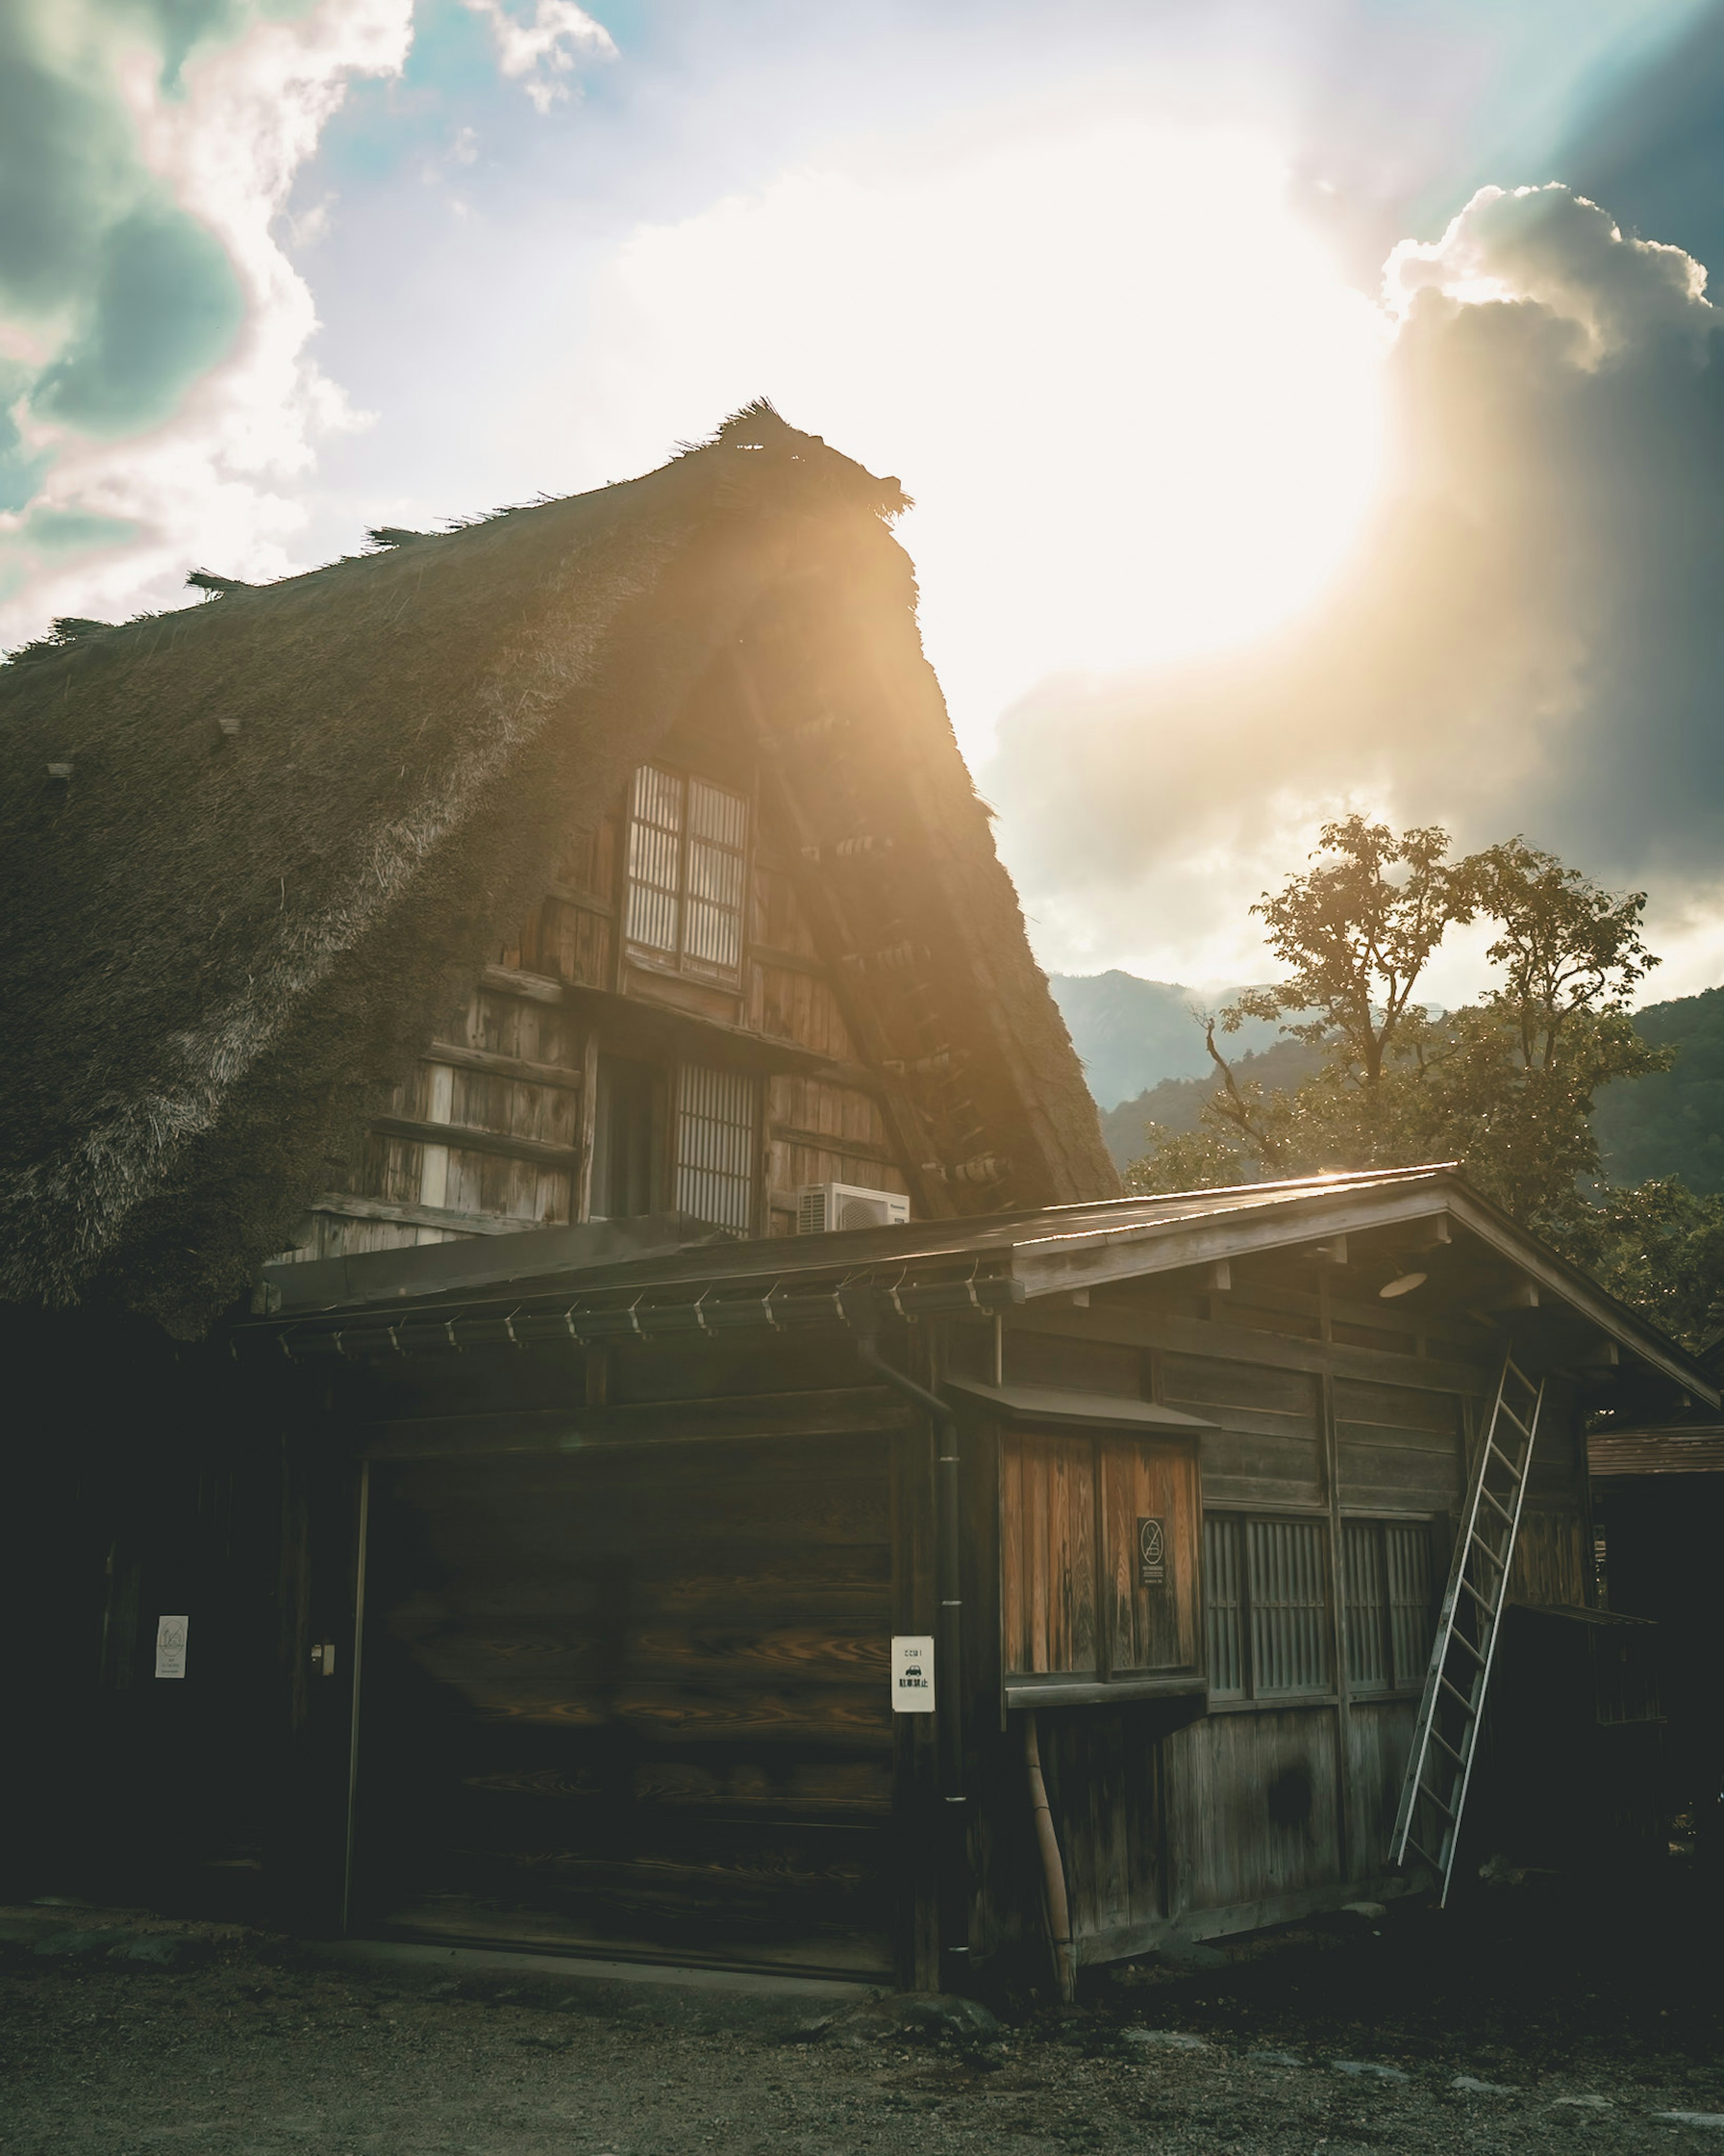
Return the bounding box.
[545,880,614,916]
[748,942,833,979]
[480,962,566,1007]
[769,1122,901,1168]
[561,980,888,1095]
[303,1192,540,1237]
[427,1040,584,1090]
[361,1386,911,1460]
[370,1113,580,1172]
[1011,1193,1456,1302]
[1017,1298,1496,1397]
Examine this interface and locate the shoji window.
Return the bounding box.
[624,766,750,982]
[1342,1520,1435,1694]
[1203,1515,1332,1699]
[673,1064,758,1233]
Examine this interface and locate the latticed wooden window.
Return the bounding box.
[1342,1519,1435,1694]
[1204,1514,1332,1698]
[673,1064,758,1233]
[625,766,750,981]
[1204,1514,1245,1699]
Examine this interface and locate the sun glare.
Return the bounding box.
[520,122,1390,760]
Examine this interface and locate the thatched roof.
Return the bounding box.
[0,407,1117,1334]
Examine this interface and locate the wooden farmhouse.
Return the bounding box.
[0,410,1711,1994]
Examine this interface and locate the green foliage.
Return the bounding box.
[1123,817,1724,1345]
[1551,1179,1724,1350]
[1097,1038,1319,1172]
[1593,986,1724,1195]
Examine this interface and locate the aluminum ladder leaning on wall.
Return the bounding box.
[1390,1349,1546,1903]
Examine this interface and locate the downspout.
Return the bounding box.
[847,1292,971,1996]
[1023,1711,1078,2003]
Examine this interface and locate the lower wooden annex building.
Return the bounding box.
[28,1165,1705,1993]
[0,410,1708,1992]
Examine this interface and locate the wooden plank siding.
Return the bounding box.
[960,1292,1597,1977]
[1333,1377,1465,1513]
[355,1432,899,1977]
[1163,1353,1324,1511]
[269,764,918,1266]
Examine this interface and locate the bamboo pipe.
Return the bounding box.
[1024,1710,1077,2004]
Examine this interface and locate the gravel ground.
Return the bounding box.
[2,1878,1719,2155]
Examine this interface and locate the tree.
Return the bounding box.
[1127,824,1673,1237]
[1166,816,1470,1182]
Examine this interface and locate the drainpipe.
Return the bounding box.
[845,1290,971,1996]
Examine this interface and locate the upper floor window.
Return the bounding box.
[625,765,750,982]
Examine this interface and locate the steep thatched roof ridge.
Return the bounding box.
[0,408,1111,1332]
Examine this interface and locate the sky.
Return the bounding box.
[9,0,1724,1008]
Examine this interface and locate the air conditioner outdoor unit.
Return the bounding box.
[796,1181,911,1235]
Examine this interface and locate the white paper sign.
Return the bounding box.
[891,1633,935,1713]
[154,1615,189,1680]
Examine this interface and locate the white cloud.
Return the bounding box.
[462,0,616,112]
[981,183,1724,997]
[497,122,1389,761]
[0,0,413,643]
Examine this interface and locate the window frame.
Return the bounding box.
[622,762,754,989]
[671,1060,761,1236]
[589,1051,762,1235]
[1202,1508,1335,1705]
[1339,1514,1439,1700]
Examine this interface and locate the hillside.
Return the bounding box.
[1097,1038,1323,1170]
[1079,974,1724,1186]
[1593,985,1724,1193]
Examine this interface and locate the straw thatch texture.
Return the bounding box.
[0,410,1113,1333]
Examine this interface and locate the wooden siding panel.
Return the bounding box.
[1167,1708,1343,1916]
[1098,1439,1200,1672]
[518,897,611,991]
[1001,1435,1099,1676]
[1006,1332,1142,1397]
[360,1434,894,1973]
[439,1147,570,1226]
[1164,1353,1322,1508]
[1040,1710,1163,1951]
[749,964,857,1060]
[1510,1508,1588,1606]
[750,859,820,959]
[556,816,618,904]
[1346,1697,1419,1879]
[1334,1377,1465,1512]
[771,1074,890,1152]
[465,986,580,1068]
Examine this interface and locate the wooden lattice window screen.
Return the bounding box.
[625,765,750,983]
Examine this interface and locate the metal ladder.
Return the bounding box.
[1391,1349,1545,1903]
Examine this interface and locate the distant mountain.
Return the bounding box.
[1097,1037,1324,1170]
[1047,970,1283,1109]
[1066,971,1724,1188]
[1594,986,1724,1194]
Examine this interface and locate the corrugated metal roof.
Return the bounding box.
[1588,1427,1724,1476]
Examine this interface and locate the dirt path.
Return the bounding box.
[2,1882,1719,2155]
